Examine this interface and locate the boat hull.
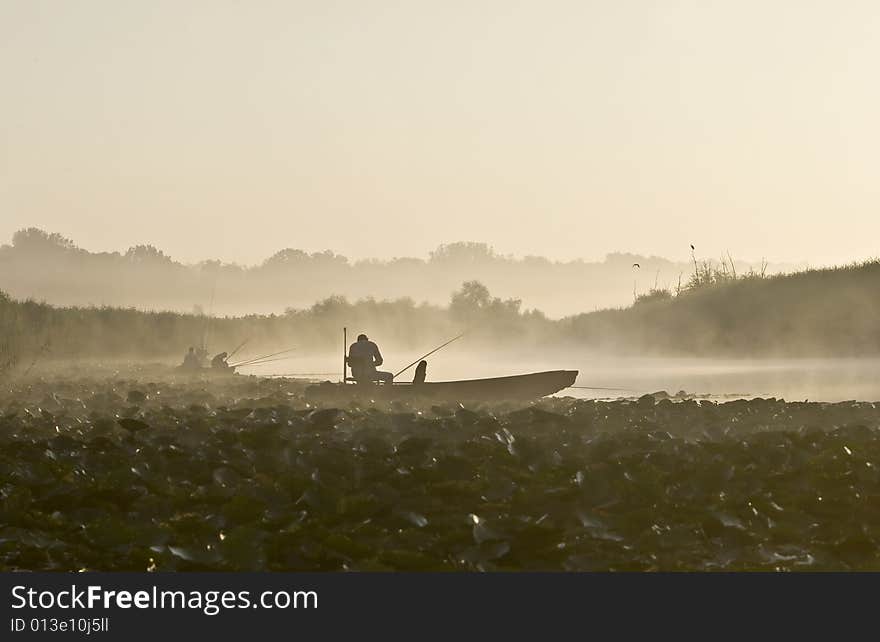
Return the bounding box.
[305,370,578,403]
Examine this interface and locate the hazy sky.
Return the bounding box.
[2,1,879,266]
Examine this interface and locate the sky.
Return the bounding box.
[2,0,879,266]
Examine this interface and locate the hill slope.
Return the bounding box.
[563,260,880,356]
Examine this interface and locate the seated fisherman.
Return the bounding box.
[181,347,200,370]
[347,333,393,384]
[211,352,230,370]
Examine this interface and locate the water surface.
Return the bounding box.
[239,353,880,403]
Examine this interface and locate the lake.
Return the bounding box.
[237,352,880,403]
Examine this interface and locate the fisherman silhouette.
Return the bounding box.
[181,347,200,370]
[211,351,230,370]
[347,334,393,384]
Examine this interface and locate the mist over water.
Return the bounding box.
[239,350,880,403]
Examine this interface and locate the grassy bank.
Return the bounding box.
[564,259,880,356]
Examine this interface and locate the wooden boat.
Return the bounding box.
[305,370,578,402]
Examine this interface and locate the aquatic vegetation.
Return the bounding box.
[2,370,880,571]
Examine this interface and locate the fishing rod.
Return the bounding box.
[237,355,295,365]
[393,332,466,379]
[227,339,249,360]
[230,347,297,367]
[235,355,297,367]
[232,352,296,368]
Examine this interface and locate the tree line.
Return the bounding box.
[3,256,880,376]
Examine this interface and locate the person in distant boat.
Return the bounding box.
[181,347,200,370]
[211,352,230,370]
[347,333,393,384]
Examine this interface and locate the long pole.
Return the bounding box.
[343,327,347,384]
[393,333,465,379]
[228,339,249,360]
[233,355,295,367]
[229,347,297,367]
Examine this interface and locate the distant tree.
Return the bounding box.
[125,244,173,264]
[450,280,522,330]
[11,228,77,253]
[262,249,349,270]
[430,242,497,264]
[450,280,491,316]
[308,250,349,268]
[302,295,350,318]
[262,248,310,268]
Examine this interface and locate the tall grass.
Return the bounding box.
[0,290,21,376]
[685,254,768,291]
